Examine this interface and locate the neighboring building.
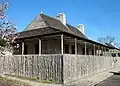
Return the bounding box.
[105,43,120,57]
[13,13,119,56]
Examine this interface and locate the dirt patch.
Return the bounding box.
[0,79,12,86]
[0,76,31,86]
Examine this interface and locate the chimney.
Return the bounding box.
[56,13,66,25]
[77,24,85,34]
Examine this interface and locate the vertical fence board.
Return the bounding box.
[1,54,120,84]
[63,54,120,84]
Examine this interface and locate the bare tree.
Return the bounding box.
[98,36,115,44]
[98,36,120,49]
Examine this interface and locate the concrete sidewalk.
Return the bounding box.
[95,74,120,86]
[65,67,120,86]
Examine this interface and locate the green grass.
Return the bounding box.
[5,74,62,84]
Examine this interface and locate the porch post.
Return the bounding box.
[98,45,100,56]
[108,48,110,56]
[110,48,112,56]
[39,38,41,55]
[61,34,64,55]
[85,41,86,55]
[94,44,95,56]
[75,38,77,55]
[22,41,24,55]
[104,47,106,56]
[113,49,114,56]
[102,46,103,56]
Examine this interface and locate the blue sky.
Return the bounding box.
[6,0,120,43]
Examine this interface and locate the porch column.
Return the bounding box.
[98,45,100,56]
[84,41,86,55]
[93,44,96,56]
[107,48,109,56]
[39,38,41,55]
[112,48,114,56]
[69,45,72,54]
[61,34,64,55]
[104,47,106,56]
[102,46,103,56]
[75,38,77,55]
[110,48,112,56]
[113,49,116,57]
[22,41,24,55]
[103,47,105,56]
[108,48,110,56]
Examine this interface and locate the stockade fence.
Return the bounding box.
[0,54,63,83]
[0,54,120,84]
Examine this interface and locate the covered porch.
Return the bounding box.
[14,33,114,56]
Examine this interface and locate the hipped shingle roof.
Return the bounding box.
[17,13,87,39]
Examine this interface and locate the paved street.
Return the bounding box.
[95,72,120,86]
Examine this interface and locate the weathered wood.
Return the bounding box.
[94,44,95,55]
[98,45,100,56]
[84,41,86,55]
[39,38,41,55]
[0,54,120,84]
[61,34,64,55]
[102,46,103,55]
[63,54,120,84]
[22,41,24,55]
[75,38,77,55]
